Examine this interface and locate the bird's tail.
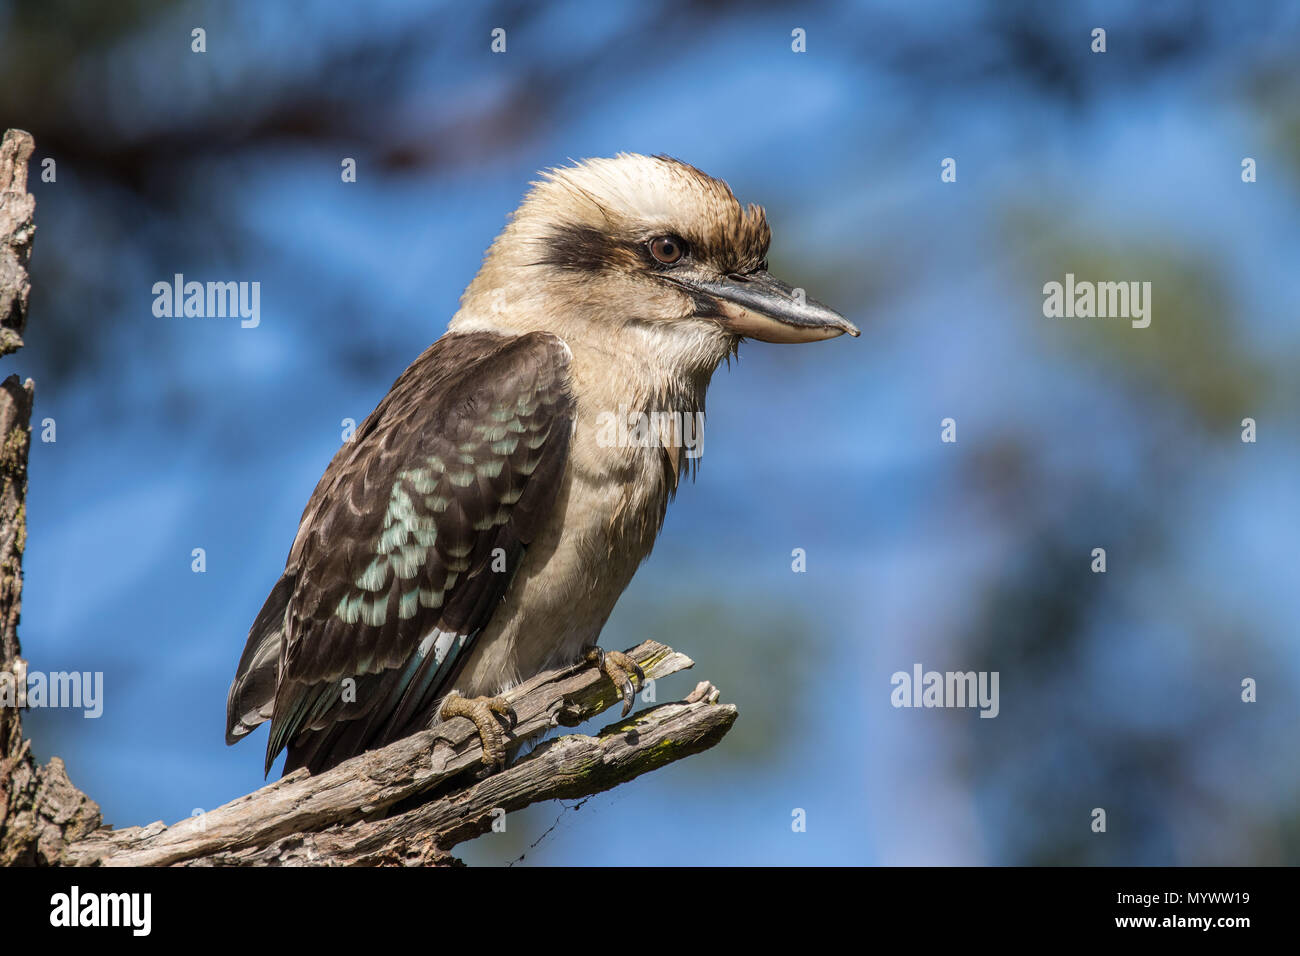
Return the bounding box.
[225,574,293,746]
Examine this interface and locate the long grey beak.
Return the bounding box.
[682,270,859,344]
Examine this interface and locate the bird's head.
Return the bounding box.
[454,154,859,352]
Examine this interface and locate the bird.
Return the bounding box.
[225,153,858,776]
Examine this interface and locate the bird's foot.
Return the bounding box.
[583,645,646,717]
[439,693,513,768]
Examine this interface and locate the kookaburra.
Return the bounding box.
[226,154,857,775]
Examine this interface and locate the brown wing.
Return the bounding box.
[225,330,573,774]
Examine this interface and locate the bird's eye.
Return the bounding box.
[649,236,686,265]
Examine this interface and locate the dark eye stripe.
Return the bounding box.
[535,224,635,272]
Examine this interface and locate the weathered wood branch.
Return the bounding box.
[0,128,737,866]
[69,641,733,866]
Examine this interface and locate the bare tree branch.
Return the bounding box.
[16,634,734,867]
[72,643,731,867]
[0,129,737,866]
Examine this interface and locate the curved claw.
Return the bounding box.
[485,695,516,729]
[583,646,643,717]
[614,673,635,716]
